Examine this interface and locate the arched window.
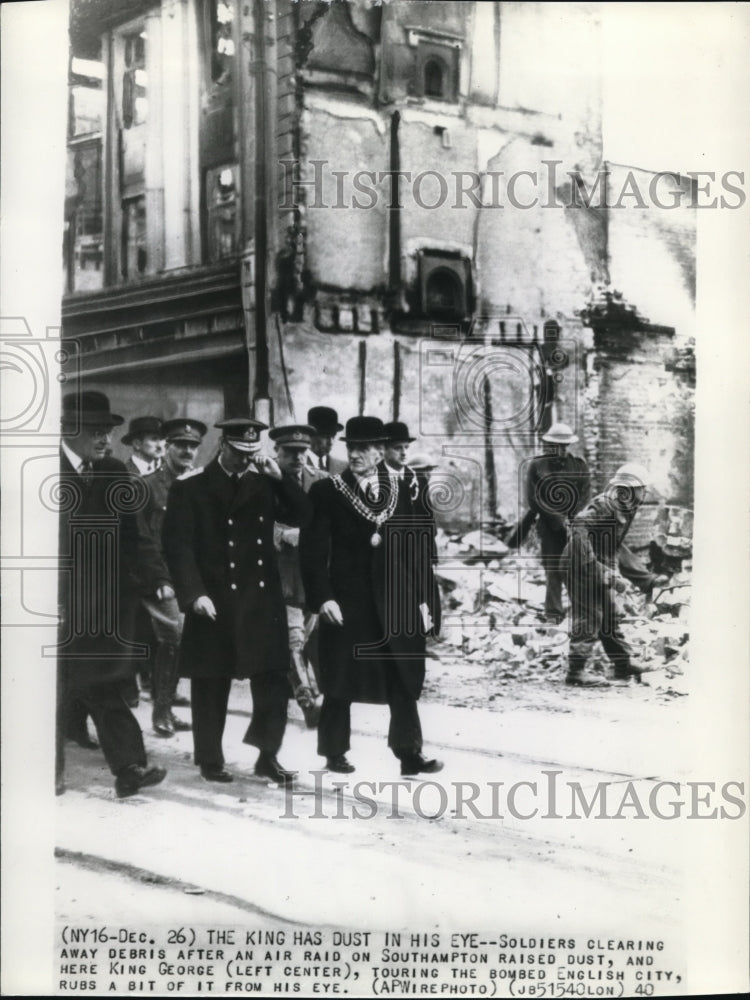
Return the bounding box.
[424,58,445,99]
[425,267,464,320]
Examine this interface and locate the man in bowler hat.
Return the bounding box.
[300,416,443,775]
[162,417,310,784]
[57,391,166,798]
[305,406,346,475]
[122,416,164,476]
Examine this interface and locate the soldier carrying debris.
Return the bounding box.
[564,463,669,687]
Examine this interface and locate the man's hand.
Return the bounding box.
[252,454,282,480]
[279,526,300,547]
[157,584,175,601]
[319,600,344,625]
[192,595,217,620]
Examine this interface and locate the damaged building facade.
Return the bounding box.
[62,0,696,528]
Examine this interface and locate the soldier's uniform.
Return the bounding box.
[526,450,590,619]
[564,480,657,683]
[137,418,207,736]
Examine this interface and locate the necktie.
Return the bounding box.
[319,455,326,471]
[80,460,93,487]
[366,480,379,503]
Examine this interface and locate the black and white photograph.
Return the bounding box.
[1,1,749,996]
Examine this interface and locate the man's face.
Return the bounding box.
[385,441,409,470]
[277,445,306,475]
[546,442,569,458]
[69,424,113,463]
[347,443,383,477]
[166,438,200,473]
[220,439,255,473]
[311,433,333,458]
[133,433,164,461]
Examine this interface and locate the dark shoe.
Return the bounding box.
[152,708,175,738]
[613,663,646,684]
[172,694,191,708]
[66,728,99,750]
[56,776,66,796]
[565,672,610,687]
[200,765,234,783]
[255,753,296,784]
[325,754,355,774]
[115,765,167,799]
[169,711,192,732]
[400,753,444,776]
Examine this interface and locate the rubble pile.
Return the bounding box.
[429,524,692,700]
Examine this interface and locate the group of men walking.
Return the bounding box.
[56,390,667,800]
[56,394,443,799]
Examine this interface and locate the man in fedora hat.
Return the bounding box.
[137,418,207,737]
[122,416,165,476]
[510,422,591,623]
[564,463,669,686]
[270,424,327,727]
[163,417,309,785]
[305,406,346,475]
[300,416,443,776]
[56,390,167,798]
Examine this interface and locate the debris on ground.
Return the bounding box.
[426,525,692,709]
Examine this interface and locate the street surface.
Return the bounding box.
[57,667,690,940]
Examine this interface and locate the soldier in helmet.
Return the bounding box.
[564,463,669,686]
[518,423,591,623]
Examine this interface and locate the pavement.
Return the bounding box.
[56,679,691,939]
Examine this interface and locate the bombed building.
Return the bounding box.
[62,0,695,526]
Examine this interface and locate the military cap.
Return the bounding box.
[122,415,163,444]
[307,406,343,434]
[162,418,207,444]
[216,416,268,452]
[269,424,316,450]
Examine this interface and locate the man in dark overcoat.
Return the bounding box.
[56,391,167,798]
[565,462,669,687]
[299,416,443,776]
[162,417,309,785]
[137,418,207,737]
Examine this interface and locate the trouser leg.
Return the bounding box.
[152,642,177,736]
[317,697,351,757]
[600,588,633,676]
[386,669,423,758]
[243,672,289,755]
[191,676,231,769]
[77,682,147,775]
[567,556,601,676]
[541,537,566,619]
[55,664,66,793]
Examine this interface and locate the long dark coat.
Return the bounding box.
[161,459,309,680]
[57,451,144,690]
[299,468,441,704]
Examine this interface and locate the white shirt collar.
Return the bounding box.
[61,439,86,474]
[218,455,253,478]
[131,453,156,475]
[384,461,405,479]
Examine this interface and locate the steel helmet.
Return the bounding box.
[609,463,650,488]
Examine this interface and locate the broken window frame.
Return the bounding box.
[205,163,241,262]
